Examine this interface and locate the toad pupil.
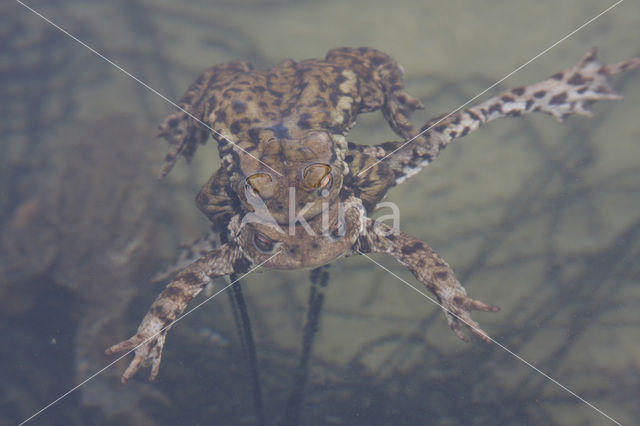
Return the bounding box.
[318,174,333,197]
[253,232,275,253]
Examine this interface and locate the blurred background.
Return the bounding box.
[1,0,639,424]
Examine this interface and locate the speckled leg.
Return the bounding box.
[105,242,250,383]
[326,47,424,137]
[342,147,396,212]
[357,218,499,342]
[150,232,221,283]
[369,49,640,185]
[195,166,241,230]
[157,60,254,177]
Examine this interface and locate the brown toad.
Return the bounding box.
[107,47,639,383]
[156,48,424,226]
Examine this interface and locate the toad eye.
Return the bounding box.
[245,173,273,198]
[302,163,332,191]
[316,173,333,197]
[253,231,276,253]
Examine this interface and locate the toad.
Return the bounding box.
[107,47,639,383]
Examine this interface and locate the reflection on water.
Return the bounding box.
[1,0,639,425]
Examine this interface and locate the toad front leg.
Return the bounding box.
[106,242,250,383]
[357,218,498,342]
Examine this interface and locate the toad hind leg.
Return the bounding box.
[326,47,424,137]
[157,60,254,178]
[105,242,250,383]
[374,49,640,185]
[357,218,498,342]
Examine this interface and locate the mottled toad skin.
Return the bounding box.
[107,47,639,383]
[158,47,422,225]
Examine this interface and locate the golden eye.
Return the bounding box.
[245,183,259,198]
[253,231,275,253]
[245,173,273,197]
[318,173,333,194]
[302,163,331,190]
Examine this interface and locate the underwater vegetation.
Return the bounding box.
[2,0,639,425]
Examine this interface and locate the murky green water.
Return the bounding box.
[2,0,639,424]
